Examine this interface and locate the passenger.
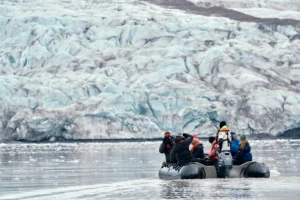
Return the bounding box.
[233,135,252,165]
[170,133,193,165]
[230,132,240,157]
[159,131,174,163]
[216,121,231,152]
[206,136,218,164]
[170,133,204,165]
[191,134,204,159]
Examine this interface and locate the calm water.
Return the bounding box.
[0,139,300,199]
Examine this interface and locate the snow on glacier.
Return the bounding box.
[188,0,300,11]
[0,0,300,141]
[188,0,300,19]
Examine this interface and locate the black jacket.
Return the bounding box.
[170,133,193,165]
[159,136,174,162]
[191,143,204,159]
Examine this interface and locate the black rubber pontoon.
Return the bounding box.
[159,161,270,179]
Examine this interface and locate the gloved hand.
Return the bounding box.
[163,137,170,144]
[163,137,173,149]
[183,133,192,138]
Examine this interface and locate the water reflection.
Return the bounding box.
[159,179,253,199]
[0,142,163,195]
[0,140,300,199]
[160,181,202,199]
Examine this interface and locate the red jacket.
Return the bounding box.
[208,141,218,160]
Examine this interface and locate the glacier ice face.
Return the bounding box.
[0,0,300,141]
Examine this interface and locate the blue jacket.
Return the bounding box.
[230,139,240,154]
[235,142,252,163]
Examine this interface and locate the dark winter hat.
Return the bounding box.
[219,121,226,128]
[240,134,247,141]
[209,136,215,143]
[230,132,236,136]
[175,136,184,144]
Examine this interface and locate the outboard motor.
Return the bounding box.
[218,152,233,178]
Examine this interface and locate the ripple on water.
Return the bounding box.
[0,140,300,199]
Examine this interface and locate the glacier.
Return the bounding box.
[0,0,300,141]
[188,0,300,12]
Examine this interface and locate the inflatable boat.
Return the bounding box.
[159,161,270,179]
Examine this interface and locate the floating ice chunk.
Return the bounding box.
[29,156,37,162]
[49,137,56,142]
[270,170,281,176]
[67,159,80,163]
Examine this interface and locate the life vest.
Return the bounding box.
[191,141,201,153]
[208,141,218,160]
[216,126,232,151]
[216,126,230,143]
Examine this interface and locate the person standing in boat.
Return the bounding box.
[159,131,175,163]
[191,134,204,159]
[216,121,231,152]
[233,134,252,165]
[230,132,240,157]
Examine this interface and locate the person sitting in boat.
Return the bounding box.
[191,134,204,159]
[159,131,175,163]
[233,134,252,165]
[206,136,219,165]
[216,121,231,152]
[170,133,205,165]
[230,132,240,157]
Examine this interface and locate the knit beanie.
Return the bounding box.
[220,121,226,128]
[240,134,247,141]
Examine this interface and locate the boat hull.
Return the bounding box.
[159,161,270,179]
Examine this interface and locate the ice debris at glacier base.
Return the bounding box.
[0,0,300,141]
